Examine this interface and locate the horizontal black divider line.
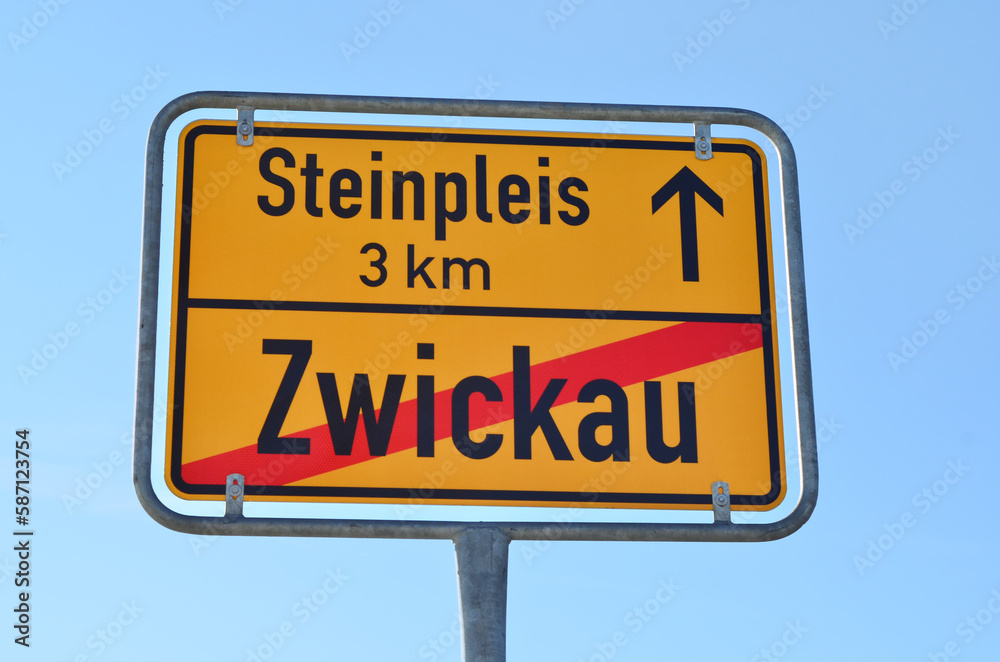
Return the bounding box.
[184,298,765,324]
[183,481,773,506]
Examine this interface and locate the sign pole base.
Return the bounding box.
[454,526,510,662]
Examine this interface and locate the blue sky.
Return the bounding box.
[2,1,999,660]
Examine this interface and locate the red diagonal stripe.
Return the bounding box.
[181,321,762,487]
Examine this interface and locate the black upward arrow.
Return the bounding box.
[651,166,724,282]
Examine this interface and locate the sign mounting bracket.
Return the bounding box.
[224,473,245,520]
[712,481,731,523]
[695,122,713,160]
[237,106,254,146]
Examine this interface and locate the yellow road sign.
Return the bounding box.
[166,120,784,511]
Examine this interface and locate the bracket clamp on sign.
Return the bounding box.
[224,473,245,520]
[695,122,712,160]
[236,106,254,146]
[712,481,731,524]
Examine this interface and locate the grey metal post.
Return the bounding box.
[454,527,510,662]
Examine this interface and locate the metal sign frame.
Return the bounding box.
[134,92,817,544]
